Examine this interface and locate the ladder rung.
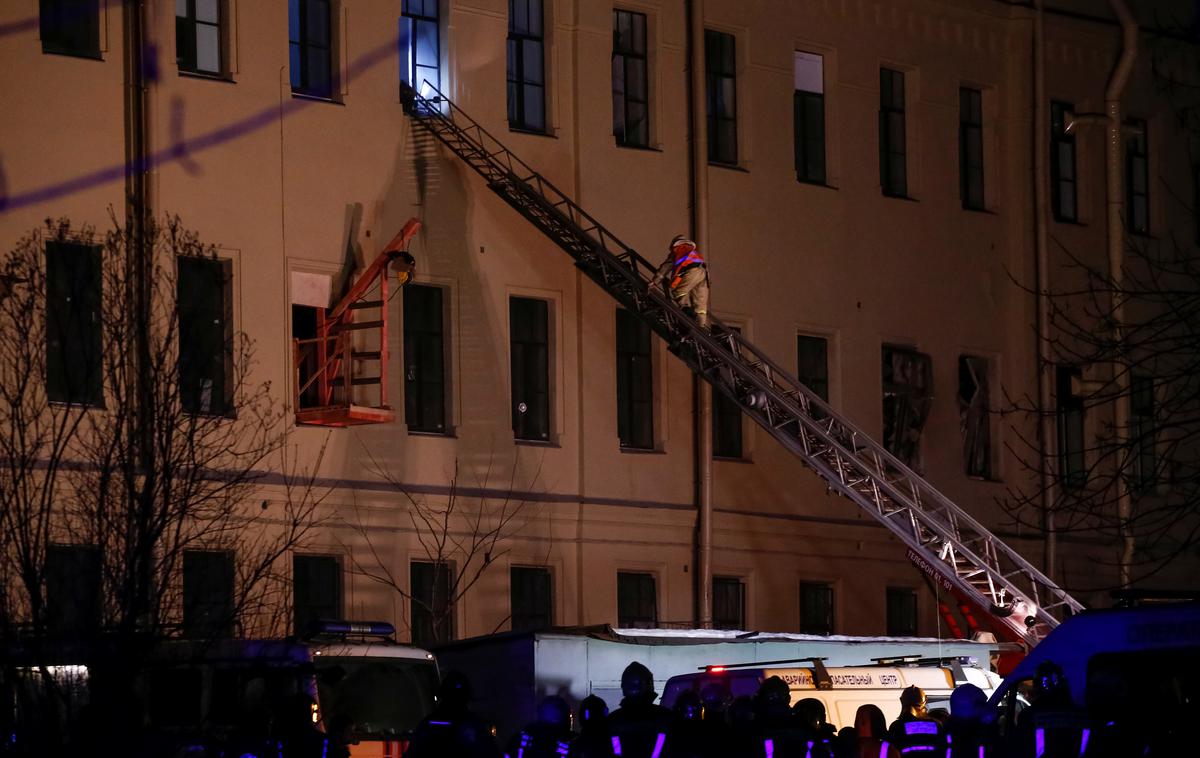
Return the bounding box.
[330,376,383,386]
[334,320,385,332]
[352,351,382,360]
[350,300,384,310]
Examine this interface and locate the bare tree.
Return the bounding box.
[0,217,327,754]
[343,443,545,646]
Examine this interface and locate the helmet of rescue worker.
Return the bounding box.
[755,676,792,715]
[794,698,826,729]
[670,235,696,252]
[949,684,987,722]
[537,696,571,730]
[621,661,656,702]
[674,691,703,721]
[580,695,609,727]
[699,682,731,714]
[1036,660,1068,696]
[438,670,473,710]
[900,685,927,712]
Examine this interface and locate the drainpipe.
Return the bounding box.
[685,0,713,628]
[1032,0,1057,582]
[1106,0,1138,588]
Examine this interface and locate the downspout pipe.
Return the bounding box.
[1106,0,1137,588]
[1033,0,1057,582]
[685,0,713,629]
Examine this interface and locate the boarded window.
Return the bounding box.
[882,346,932,469]
[404,284,447,433]
[411,561,454,646]
[293,554,342,635]
[616,308,654,449]
[46,544,101,635]
[178,257,233,416]
[879,68,907,197]
[183,550,235,639]
[793,52,826,184]
[713,576,746,631]
[617,571,657,628]
[511,566,553,632]
[958,355,991,479]
[46,241,103,406]
[510,297,550,441]
[799,582,834,635]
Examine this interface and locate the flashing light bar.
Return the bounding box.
[707,666,727,673]
[311,620,396,637]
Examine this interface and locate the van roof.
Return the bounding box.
[672,665,957,692]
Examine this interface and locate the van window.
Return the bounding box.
[314,657,439,739]
[1087,649,1200,723]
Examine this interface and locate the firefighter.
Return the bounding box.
[944,683,993,758]
[406,671,500,758]
[654,235,710,328]
[505,696,576,758]
[607,662,675,758]
[854,705,899,758]
[568,695,613,758]
[887,685,946,753]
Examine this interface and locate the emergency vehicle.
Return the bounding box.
[661,656,1002,729]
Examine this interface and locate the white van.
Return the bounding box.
[662,657,1001,729]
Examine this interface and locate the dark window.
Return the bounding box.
[39,0,100,58]
[1126,119,1149,235]
[958,355,991,479]
[1131,374,1155,494]
[879,68,907,197]
[288,0,333,99]
[183,550,235,639]
[616,308,654,450]
[882,346,933,469]
[617,571,657,628]
[293,555,341,636]
[508,0,546,132]
[705,29,737,165]
[511,566,553,632]
[1193,163,1200,246]
[1051,101,1078,222]
[793,52,826,185]
[886,587,918,636]
[46,241,102,406]
[713,327,743,458]
[797,335,829,402]
[960,87,985,210]
[400,0,439,92]
[178,257,233,416]
[510,297,550,442]
[1056,366,1086,489]
[404,285,446,433]
[799,582,834,635]
[713,576,745,631]
[411,561,454,646]
[612,10,649,147]
[176,0,224,75]
[45,544,101,635]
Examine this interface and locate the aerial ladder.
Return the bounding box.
[398,82,1084,648]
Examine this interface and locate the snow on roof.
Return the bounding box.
[612,628,996,646]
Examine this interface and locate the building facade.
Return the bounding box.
[2,0,1197,646]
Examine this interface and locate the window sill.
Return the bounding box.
[797,178,836,190]
[962,205,996,215]
[709,161,749,173]
[292,92,343,105]
[509,126,556,139]
[882,192,918,202]
[41,47,103,61]
[620,445,665,455]
[516,438,559,448]
[1052,216,1086,227]
[408,428,456,438]
[714,454,752,464]
[179,69,235,84]
[616,142,663,153]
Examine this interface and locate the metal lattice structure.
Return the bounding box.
[401,82,1083,645]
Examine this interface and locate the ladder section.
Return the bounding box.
[400,83,1083,646]
[294,219,420,427]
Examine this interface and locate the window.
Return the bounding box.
[293,555,341,636]
[45,544,101,635]
[713,576,745,631]
[1056,366,1086,489]
[617,571,657,628]
[705,30,737,165]
[183,550,234,639]
[793,52,826,185]
[713,326,743,458]
[958,355,991,479]
[510,297,550,442]
[288,0,333,99]
[799,582,834,635]
[178,257,233,416]
[507,0,546,132]
[176,0,224,75]
[1051,101,1078,221]
[882,346,932,469]
[1193,164,1200,246]
[612,10,649,147]
[1125,119,1149,235]
[1131,374,1155,494]
[411,561,454,646]
[886,587,918,636]
[404,284,446,434]
[400,0,439,92]
[960,87,985,210]
[511,566,553,632]
[796,335,829,403]
[616,308,654,450]
[40,0,100,58]
[879,68,907,197]
[46,241,102,406]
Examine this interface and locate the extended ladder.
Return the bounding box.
[400,83,1083,646]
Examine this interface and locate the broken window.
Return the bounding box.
[882,346,932,469]
[958,355,991,479]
